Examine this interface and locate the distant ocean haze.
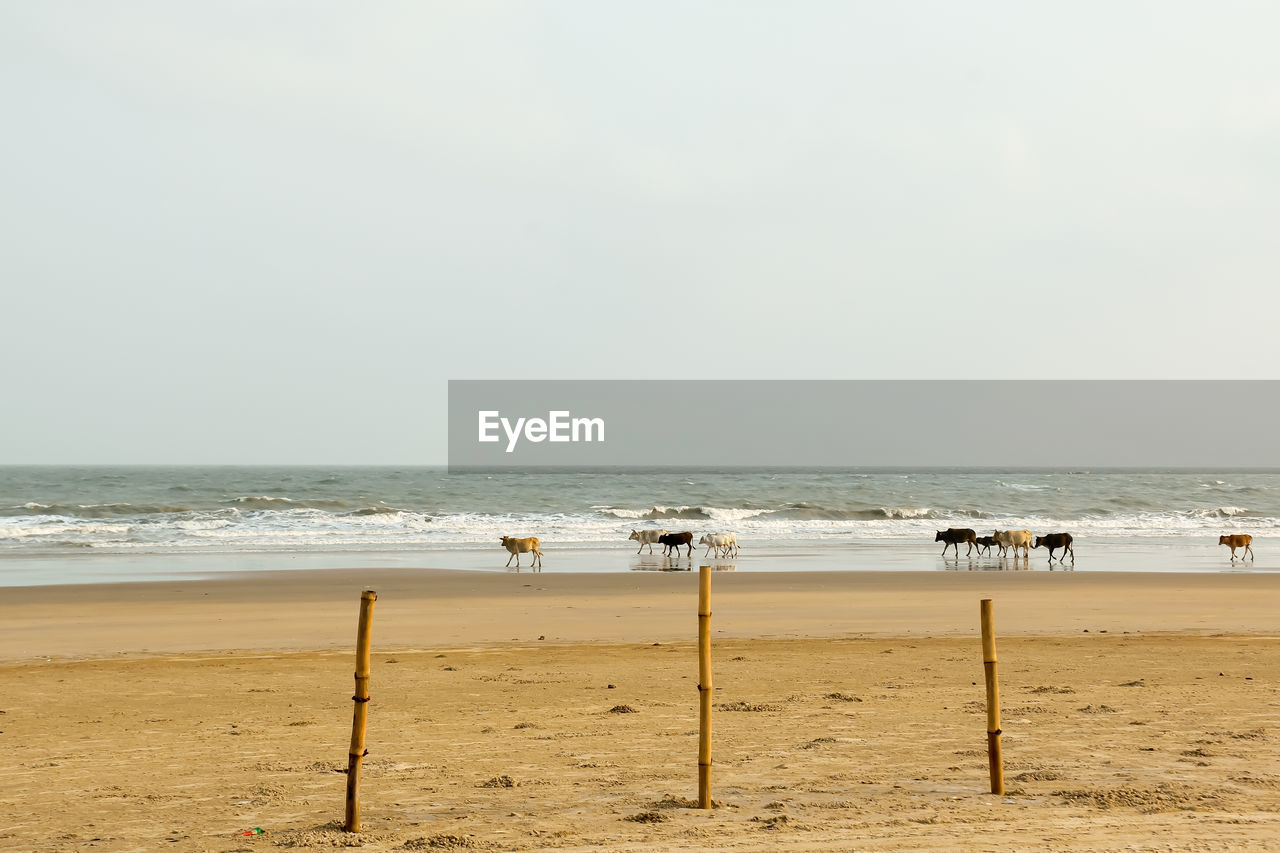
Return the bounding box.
[1,466,1275,558]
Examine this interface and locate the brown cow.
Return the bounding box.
[1218,534,1254,561]
[659,531,693,557]
[500,535,543,570]
[1033,532,1074,563]
[935,528,977,557]
[974,535,996,556]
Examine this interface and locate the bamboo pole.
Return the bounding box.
[344,589,377,832]
[980,598,1004,796]
[697,564,713,809]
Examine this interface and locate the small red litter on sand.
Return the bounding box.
[240,827,265,836]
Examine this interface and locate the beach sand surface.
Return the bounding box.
[2,569,1279,851]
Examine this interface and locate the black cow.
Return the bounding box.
[974,535,996,556]
[659,531,694,557]
[1033,532,1074,563]
[935,528,977,557]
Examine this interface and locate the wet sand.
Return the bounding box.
[3,535,1272,587]
[2,569,1279,851]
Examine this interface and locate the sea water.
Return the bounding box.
[1,466,1276,584]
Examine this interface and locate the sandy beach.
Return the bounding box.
[2,569,1279,851]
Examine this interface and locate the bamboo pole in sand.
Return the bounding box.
[980,598,1005,796]
[698,564,713,809]
[344,589,377,832]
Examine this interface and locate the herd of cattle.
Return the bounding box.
[496,528,739,569]
[934,528,1073,562]
[935,528,1256,564]
[498,528,1257,569]
[628,528,739,558]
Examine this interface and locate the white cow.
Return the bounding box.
[992,529,1033,558]
[698,532,738,558]
[628,528,669,555]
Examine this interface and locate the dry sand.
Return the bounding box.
[2,569,1279,851]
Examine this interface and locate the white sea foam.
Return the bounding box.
[0,518,133,539]
[173,518,231,531]
[702,507,774,522]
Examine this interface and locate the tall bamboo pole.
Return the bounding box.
[344,589,377,832]
[697,564,713,809]
[980,598,1004,795]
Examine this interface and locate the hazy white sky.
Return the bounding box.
[3,2,1278,464]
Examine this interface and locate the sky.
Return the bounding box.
[2,2,1278,464]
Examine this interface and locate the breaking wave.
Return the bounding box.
[598,504,996,522]
[598,506,774,522]
[1191,506,1256,518]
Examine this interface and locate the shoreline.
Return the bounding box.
[0,536,1273,587]
[4,567,1280,663]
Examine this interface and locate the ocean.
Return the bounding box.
[1,466,1276,585]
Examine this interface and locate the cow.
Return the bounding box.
[1033,532,1074,563]
[935,528,977,557]
[993,529,1033,558]
[659,530,694,557]
[499,535,542,570]
[1219,534,1254,561]
[975,535,996,556]
[628,528,669,555]
[698,532,738,558]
